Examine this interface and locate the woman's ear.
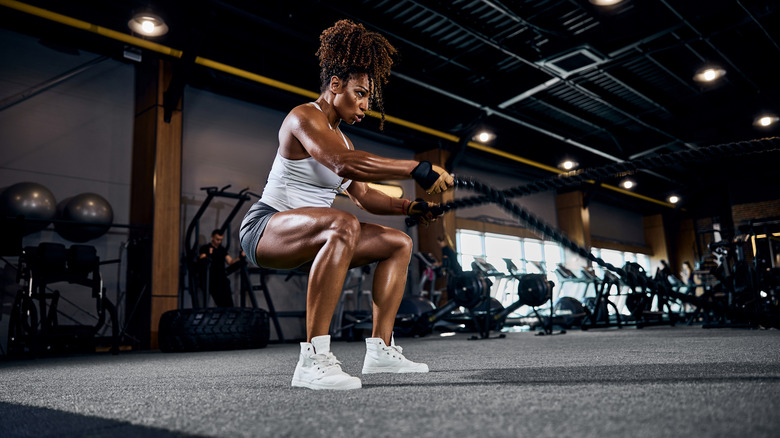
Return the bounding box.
[328,75,343,93]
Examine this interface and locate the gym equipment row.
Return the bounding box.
[402,138,780,331]
[390,257,556,339]
[5,242,120,356]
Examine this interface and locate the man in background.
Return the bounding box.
[199,229,243,307]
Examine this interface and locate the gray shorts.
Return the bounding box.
[239,201,279,267]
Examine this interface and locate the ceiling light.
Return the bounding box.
[753,114,779,128]
[693,66,726,83]
[668,195,680,204]
[128,11,168,37]
[589,0,623,5]
[473,131,495,143]
[558,159,578,171]
[620,179,635,190]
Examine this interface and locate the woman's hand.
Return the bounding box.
[411,161,454,194]
[405,199,443,226]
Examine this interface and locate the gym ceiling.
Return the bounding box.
[2,0,779,216]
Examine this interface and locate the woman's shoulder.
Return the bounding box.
[289,102,321,117]
[283,103,331,133]
[284,103,322,124]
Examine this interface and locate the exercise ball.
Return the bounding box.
[0,182,57,235]
[54,192,114,242]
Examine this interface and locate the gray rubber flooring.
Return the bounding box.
[1,325,779,438]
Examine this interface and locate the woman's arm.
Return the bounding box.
[284,106,452,192]
[345,182,440,226]
[344,181,409,215]
[289,108,416,180]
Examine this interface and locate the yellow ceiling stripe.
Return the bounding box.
[0,0,676,208]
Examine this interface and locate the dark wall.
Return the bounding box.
[0,27,651,345]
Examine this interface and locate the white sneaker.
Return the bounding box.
[362,335,429,374]
[291,335,362,390]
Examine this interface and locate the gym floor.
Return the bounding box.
[1,326,778,438]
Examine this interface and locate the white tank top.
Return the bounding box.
[259,102,353,211]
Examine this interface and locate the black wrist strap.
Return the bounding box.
[408,198,429,216]
[411,161,439,188]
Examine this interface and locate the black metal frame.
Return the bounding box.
[7,243,119,356]
[182,185,254,309]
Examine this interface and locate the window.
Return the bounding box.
[457,230,484,273]
[484,234,522,274]
[455,230,564,280]
[453,229,656,315]
[455,229,565,313]
[590,247,651,278]
[543,242,564,279]
[523,240,543,273]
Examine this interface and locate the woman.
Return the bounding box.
[240,19,453,390]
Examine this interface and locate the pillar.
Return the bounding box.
[414,149,454,300]
[555,190,591,270]
[643,214,669,274]
[128,58,182,349]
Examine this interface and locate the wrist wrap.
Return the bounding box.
[411,161,439,189]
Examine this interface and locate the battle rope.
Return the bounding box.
[405,137,780,280]
[407,142,780,327]
[424,136,780,218]
[462,175,780,328]
[451,177,627,278]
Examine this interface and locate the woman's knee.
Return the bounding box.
[385,228,413,258]
[326,211,361,245]
[400,232,413,257]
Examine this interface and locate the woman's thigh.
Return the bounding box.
[350,222,413,268]
[255,207,360,269]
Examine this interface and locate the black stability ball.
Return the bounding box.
[54,192,114,242]
[0,182,57,235]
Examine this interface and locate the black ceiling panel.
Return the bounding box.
[2,0,779,216]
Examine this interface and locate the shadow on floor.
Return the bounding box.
[0,401,204,438]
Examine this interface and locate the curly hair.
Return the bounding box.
[316,19,397,129]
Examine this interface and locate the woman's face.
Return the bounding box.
[333,73,370,125]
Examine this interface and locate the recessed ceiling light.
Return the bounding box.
[693,66,726,83]
[473,131,495,143]
[589,0,623,5]
[128,12,169,37]
[753,114,779,128]
[621,179,635,190]
[558,159,578,171]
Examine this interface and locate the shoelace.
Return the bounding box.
[390,340,403,355]
[311,352,342,369]
[381,344,404,359]
[312,352,342,375]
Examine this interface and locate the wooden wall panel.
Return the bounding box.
[555,191,591,270]
[150,98,182,349]
[414,149,452,299]
[643,214,668,273]
[555,191,591,248]
[129,58,182,350]
[669,217,696,276]
[414,149,453,257]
